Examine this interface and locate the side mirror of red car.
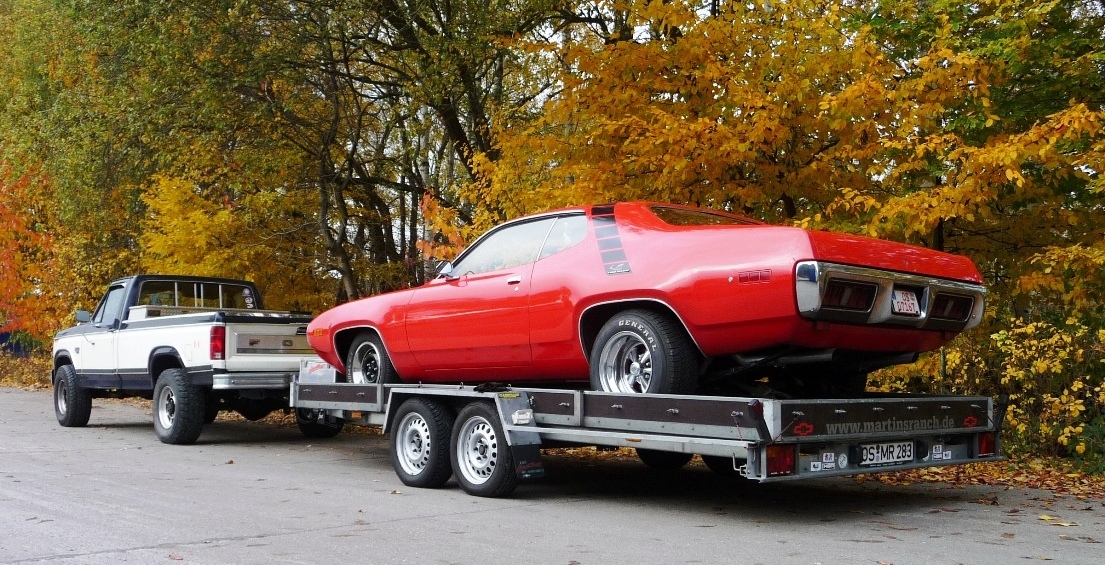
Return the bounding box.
[435,260,456,280]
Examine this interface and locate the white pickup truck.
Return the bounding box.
[51,275,338,444]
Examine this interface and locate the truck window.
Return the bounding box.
[91,285,127,327]
[138,281,178,307]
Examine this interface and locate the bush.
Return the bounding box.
[872,317,1105,472]
[0,351,52,389]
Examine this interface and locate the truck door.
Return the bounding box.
[79,284,126,388]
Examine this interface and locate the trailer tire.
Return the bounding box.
[54,364,92,427]
[390,398,453,488]
[591,310,697,394]
[295,408,344,439]
[450,401,518,497]
[346,333,399,385]
[635,448,693,470]
[152,368,205,445]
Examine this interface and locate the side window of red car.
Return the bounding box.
[538,214,587,259]
[453,218,556,275]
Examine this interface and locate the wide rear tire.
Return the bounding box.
[590,310,697,394]
[635,448,693,470]
[152,368,205,445]
[54,364,92,427]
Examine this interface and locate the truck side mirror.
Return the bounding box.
[75,310,91,324]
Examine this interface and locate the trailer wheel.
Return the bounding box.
[346,333,399,385]
[54,364,92,427]
[295,408,344,439]
[591,310,697,394]
[635,448,693,470]
[390,398,453,488]
[450,401,518,497]
[152,368,205,445]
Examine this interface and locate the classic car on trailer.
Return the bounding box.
[307,202,985,397]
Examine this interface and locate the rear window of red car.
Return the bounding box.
[650,206,757,226]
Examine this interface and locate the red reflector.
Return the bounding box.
[823,280,877,311]
[211,326,226,361]
[978,432,997,457]
[766,444,796,476]
[931,294,973,321]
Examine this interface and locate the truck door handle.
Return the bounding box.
[506,276,522,285]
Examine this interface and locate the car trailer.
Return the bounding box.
[290,364,1005,498]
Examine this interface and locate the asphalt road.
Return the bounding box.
[2,387,1102,565]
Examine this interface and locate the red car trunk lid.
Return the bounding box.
[806,230,983,284]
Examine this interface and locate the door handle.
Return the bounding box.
[506,276,522,285]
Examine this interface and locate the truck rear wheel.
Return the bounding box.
[153,368,204,445]
[390,398,453,488]
[295,408,344,439]
[54,364,92,427]
[450,401,518,497]
[590,310,697,394]
[346,333,399,385]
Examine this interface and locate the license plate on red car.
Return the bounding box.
[860,441,914,466]
[891,289,921,316]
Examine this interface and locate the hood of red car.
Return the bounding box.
[806,230,984,284]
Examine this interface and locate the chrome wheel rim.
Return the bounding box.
[396,412,432,476]
[456,416,497,485]
[349,341,382,384]
[157,386,176,429]
[56,380,68,415]
[597,331,653,393]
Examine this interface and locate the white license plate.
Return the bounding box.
[860,441,914,466]
[891,289,921,316]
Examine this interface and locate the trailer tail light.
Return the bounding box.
[978,432,998,457]
[931,293,974,321]
[822,280,877,311]
[766,444,796,477]
[211,326,226,361]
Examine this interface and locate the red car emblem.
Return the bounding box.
[793,422,815,436]
[963,416,978,427]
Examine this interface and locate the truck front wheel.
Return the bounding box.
[450,401,518,497]
[390,398,453,488]
[152,368,205,445]
[54,364,92,427]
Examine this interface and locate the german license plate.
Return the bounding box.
[891,289,921,316]
[860,441,914,466]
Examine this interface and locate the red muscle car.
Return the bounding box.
[307,202,985,397]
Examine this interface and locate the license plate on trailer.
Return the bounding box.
[891,289,921,316]
[860,441,914,466]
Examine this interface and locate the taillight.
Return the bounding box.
[766,444,796,476]
[823,280,877,311]
[211,326,226,361]
[978,432,998,457]
[931,294,974,321]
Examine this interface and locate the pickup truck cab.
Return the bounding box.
[51,275,330,444]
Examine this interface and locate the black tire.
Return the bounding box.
[590,309,697,394]
[345,332,399,385]
[701,454,741,476]
[54,364,92,427]
[295,408,345,439]
[450,401,518,497]
[636,448,693,470]
[390,398,454,488]
[152,368,205,445]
